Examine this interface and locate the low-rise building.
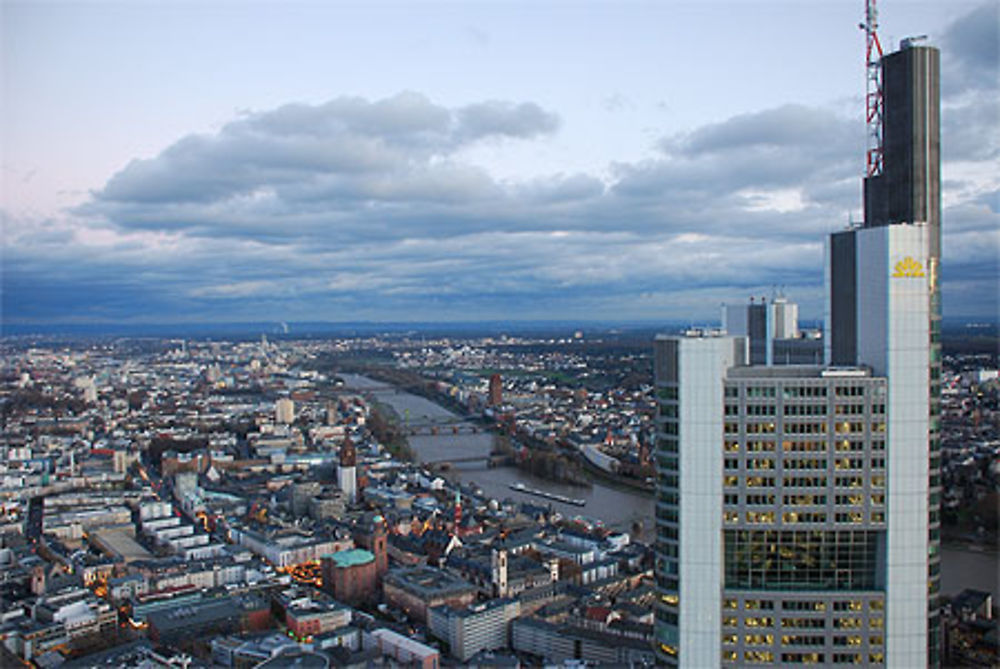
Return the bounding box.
[511,616,655,666]
[147,592,271,644]
[383,567,477,623]
[2,619,67,662]
[429,598,520,662]
[229,526,351,568]
[368,627,439,669]
[35,588,117,639]
[274,588,352,640]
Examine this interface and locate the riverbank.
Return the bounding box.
[365,398,414,462]
[576,452,654,495]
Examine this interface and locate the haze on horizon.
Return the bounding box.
[2,1,997,328]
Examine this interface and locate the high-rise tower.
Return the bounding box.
[830,38,942,665]
[654,37,941,669]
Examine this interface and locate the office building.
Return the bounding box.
[654,40,940,668]
[429,598,520,662]
[832,40,942,665]
[274,587,352,638]
[512,616,657,666]
[146,593,271,645]
[25,497,43,543]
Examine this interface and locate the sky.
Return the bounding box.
[2,0,998,327]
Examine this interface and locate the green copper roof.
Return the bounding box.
[325,548,374,568]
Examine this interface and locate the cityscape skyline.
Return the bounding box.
[3,1,997,327]
[1,4,996,664]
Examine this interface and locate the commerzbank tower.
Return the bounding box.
[652,11,942,668]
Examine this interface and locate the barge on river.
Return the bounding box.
[509,482,586,507]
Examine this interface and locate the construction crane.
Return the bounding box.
[859,0,884,177]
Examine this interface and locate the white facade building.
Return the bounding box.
[276,398,295,425]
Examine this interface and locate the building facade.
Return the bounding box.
[275,398,295,425]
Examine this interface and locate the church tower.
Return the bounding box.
[338,435,357,503]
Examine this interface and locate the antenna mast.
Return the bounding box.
[861,0,884,177]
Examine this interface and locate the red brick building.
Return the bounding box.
[321,548,377,606]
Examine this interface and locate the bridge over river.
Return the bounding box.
[402,417,485,436]
[424,453,512,471]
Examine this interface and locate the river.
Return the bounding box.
[340,373,656,541]
[341,374,999,595]
[940,546,1000,601]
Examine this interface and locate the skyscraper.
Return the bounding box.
[833,40,942,665]
[654,40,940,668]
[723,295,817,366]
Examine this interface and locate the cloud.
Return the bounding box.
[941,2,999,92]
[669,104,854,158]
[6,58,999,326]
[937,3,1000,172]
[456,101,559,141]
[941,92,1000,163]
[95,92,558,209]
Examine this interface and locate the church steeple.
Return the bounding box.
[339,434,356,467]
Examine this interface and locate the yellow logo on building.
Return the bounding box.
[892,256,925,278]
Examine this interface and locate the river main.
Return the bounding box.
[341,373,656,541]
[342,373,999,598]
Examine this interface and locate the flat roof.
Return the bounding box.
[90,529,152,561]
[370,628,438,658]
[147,594,267,633]
[384,566,476,598]
[727,365,877,380]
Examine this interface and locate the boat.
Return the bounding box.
[508,482,585,507]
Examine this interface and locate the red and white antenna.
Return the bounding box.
[860,0,884,177]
